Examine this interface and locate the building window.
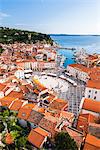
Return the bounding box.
[89,90,91,93]
[94,96,96,100]
[95,91,97,94]
[88,95,90,98]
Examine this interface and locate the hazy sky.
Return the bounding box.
[0,0,100,34]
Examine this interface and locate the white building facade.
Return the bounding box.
[67,65,89,82]
[85,87,100,101]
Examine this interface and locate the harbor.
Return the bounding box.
[56,47,76,50]
[51,35,100,67]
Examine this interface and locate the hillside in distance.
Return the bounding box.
[0,27,53,45]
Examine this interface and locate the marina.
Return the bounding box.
[51,35,100,67]
[57,47,76,50]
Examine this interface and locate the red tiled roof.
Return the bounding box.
[27,110,44,125]
[17,108,32,120]
[80,113,97,123]
[86,55,98,61]
[5,133,14,144]
[77,113,97,133]
[63,127,83,147]
[0,83,6,91]
[38,107,45,113]
[47,94,55,102]
[19,85,29,93]
[82,98,100,113]
[69,64,90,73]
[26,84,34,91]
[39,116,57,137]
[8,91,24,99]
[9,99,23,111]
[86,80,100,89]
[22,103,35,109]
[17,103,35,120]
[84,134,100,148]
[0,96,16,107]
[33,89,39,94]
[28,127,49,148]
[49,98,68,111]
[60,111,74,122]
[88,122,100,138]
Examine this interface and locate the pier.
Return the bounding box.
[56,47,76,50]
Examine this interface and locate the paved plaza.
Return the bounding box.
[57,73,86,116]
[32,70,86,116]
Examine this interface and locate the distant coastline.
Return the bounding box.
[50,34,100,36]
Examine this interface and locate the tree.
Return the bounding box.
[0,107,32,149]
[54,132,78,150]
[0,27,53,45]
[43,137,55,149]
[0,121,5,132]
[16,136,27,148]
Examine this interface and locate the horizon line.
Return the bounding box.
[1,26,100,36]
[49,34,100,36]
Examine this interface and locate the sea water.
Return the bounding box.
[50,35,100,67]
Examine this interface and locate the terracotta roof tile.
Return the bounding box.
[0,83,6,91]
[5,133,14,145]
[39,116,57,137]
[88,123,100,138]
[60,111,74,122]
[69,64,90,73]
[22,103,35,109]
[90,67,100,81]
[38,107,45,113]
[2,86,10,93]
[28,127,49,148]
[8,91,24,99]
[17,103,35,120]
[9,99,23,111]
[80,113,97,123]
[49,98,68,111]
[47,94,55,102]
[0,96,16,107]
[86,80,100,89]
[19,85,29,93]
[17,108,32,120]
[77,113,97,133]
[63,127,83,147]
[33,89,39,94]
[26,84,34,91]
[85,134,100,148]
[27,110,44,125]
[86,55,98,60]
[82,98,100,113]
[34,127,49,136]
